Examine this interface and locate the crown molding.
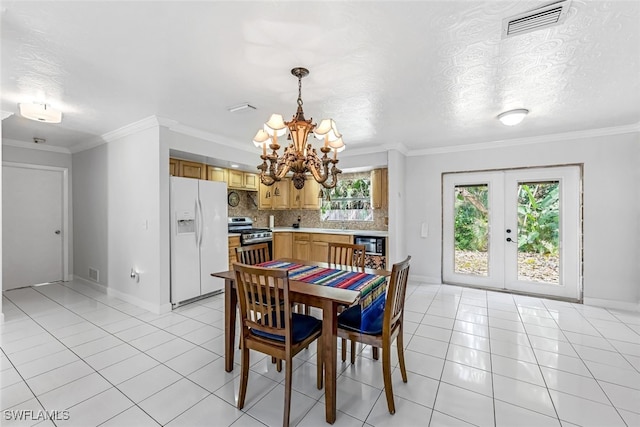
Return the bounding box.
[407,123,640,156]
[2,138,71,154]
[157,117,253,152]
[68,116,161,153]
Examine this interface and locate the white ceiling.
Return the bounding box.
[1,1,639,157]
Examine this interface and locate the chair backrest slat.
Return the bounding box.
[328,243,366,270]
[383,256,411,334]
[236,243,271,266]
[234,263,290,342]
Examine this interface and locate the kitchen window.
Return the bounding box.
[320,177,373,222]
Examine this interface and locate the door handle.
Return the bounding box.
[54,230,61,235]
[506,237,515,243]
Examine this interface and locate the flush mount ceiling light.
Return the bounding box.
[497,108,529,126]
[252,67,344,190]
[18,103,62,123]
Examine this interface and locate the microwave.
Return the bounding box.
[354,235,386,256]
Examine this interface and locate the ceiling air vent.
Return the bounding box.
[502,0,571,39]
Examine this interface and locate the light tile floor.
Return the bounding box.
[2,280,640,426]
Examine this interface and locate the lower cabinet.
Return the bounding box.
[292,233,311,261]
[276,232,352,262]
[273,232,292,259]
[309,233,352,262]
[228,235,241,270]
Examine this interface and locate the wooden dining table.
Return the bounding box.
[211,258,391,424]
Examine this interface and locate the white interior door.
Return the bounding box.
[443,166,582,300]
[3,164,65,290]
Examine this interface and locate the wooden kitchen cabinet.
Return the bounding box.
[228,170,259,191]
[227,170,244,188]
[228,235,241,270]
[290,178,321,210]
[259,183,273,209]
[371,168,388,209]
[207,166,228,183]
[273,232,293,259]
[272,180,290,210]
[243,173,258,191]
[292,233,311,260]
[178,160,207,180]
[309,233,352,262]
[169,158,179,176]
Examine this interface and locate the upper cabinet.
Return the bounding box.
[289,178,321,210]
[228,170,258,191]
[177,159,207,180]
[371,168,388,209]
[259,179,288,209]
[169,158,257,190]
[258,178,320,210]
[207,166,228,183]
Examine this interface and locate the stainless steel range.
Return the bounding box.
[228,217,273,246]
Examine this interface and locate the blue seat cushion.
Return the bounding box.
[337,305,383,335]
[251,312,321,343]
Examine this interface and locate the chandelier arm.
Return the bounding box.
[306,157,329,184]
[320,164,342,189]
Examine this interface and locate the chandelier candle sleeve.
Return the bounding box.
[253,67,345,190]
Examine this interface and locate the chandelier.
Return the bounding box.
[252,67,345,190]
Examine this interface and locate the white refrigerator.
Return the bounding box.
[170,176,228,305]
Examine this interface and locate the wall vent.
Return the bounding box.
[502,0,571,39]
[89,268,99,282]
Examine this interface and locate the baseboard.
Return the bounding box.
[583,297,640,313]
[74,277,171,315]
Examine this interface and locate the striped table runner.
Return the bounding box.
[257,261,387,331]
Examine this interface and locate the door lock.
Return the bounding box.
[54,230,61,235]
[506,237,515,243]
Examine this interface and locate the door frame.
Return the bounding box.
[441,164,583,301]
[3,162,70,284]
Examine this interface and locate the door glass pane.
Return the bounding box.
[516,181,559,284]
[454,185,489,276]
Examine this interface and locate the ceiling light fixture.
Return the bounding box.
[252,67,344,190]
[497,108,529,126]
[18,103,62,123]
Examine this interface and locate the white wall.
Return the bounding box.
[405,130,640,311]
[107,125,169,312]
[387,149,407,266]
[73,144,108,286]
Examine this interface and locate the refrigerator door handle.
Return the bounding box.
[197,198,204,247]
[194,200,200,246]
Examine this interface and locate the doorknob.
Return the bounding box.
[54,230,61,235]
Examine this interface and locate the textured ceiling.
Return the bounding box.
[1,1,639,156]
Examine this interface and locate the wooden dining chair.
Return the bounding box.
[337,255,411,415]
[235,242,271,265]
[233,263,323,427]
[327,242,366,269]
[328,242,366,360]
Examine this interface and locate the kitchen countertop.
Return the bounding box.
[272,227,388,237]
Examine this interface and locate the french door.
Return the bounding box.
[442,166,581,300]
